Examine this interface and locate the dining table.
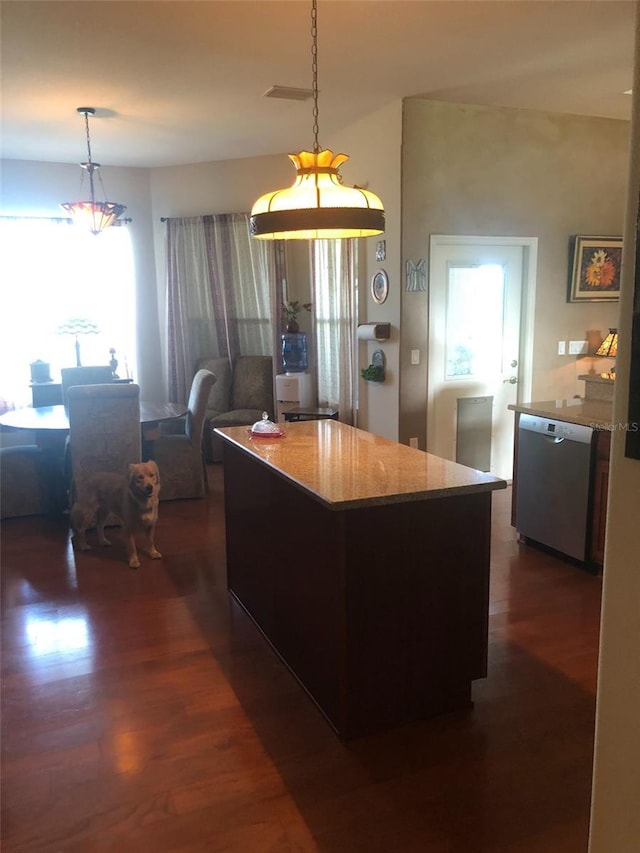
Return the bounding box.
[0,401,188,434]
[0,401,188,513]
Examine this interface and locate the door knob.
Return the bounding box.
[503,376,518,384]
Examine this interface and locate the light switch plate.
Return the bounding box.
[411,349,420,365]
[569,340,588,355]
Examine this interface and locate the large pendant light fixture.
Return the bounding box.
[61,107,127,235]
[250,0,385,240]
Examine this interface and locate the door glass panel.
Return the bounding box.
[445,264,505,379]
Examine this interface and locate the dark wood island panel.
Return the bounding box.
[218,420,505,739]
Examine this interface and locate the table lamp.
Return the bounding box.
[594,328,618,378]
[56,318,100,366]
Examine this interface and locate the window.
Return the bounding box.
[445,263,505,379]
[0,219,136,409]
[311,239,356,422]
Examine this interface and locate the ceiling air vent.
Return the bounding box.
[263,85,313,101]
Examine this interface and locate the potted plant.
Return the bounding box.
[361,364,385,383]
[361,349,386,382]
[283,300,312,333]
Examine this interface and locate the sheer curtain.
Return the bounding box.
[165,213,283,402]
[311,239,357,423]
[0,217,136,411]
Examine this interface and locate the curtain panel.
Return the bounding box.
[311,239,357,424]
[165,213,283,402]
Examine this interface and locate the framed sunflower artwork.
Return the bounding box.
[568,235,623,302]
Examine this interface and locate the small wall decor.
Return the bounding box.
[405,258,426,292]
[568,235,623,302]
[376,240,386,262]
[361,349,386,382]
[371,269,389,305]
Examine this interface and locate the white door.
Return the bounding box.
[428,236,536,480]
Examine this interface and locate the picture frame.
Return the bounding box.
[371,269,389,305]
[568,235,623,302]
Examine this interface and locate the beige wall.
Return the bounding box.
[589,7,640,849]
[401,100,629,448]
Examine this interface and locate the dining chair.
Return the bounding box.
[67,383,141,510]
[149,369,216,500]
[61,365,114,405]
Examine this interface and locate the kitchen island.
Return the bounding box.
[215,420,506,739]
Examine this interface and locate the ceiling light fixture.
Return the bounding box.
[250,0,385,240]
[61,107,127,235]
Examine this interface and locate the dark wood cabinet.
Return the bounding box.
[30,382,63,407]
[218,422,504,739]
[590,430,611,565]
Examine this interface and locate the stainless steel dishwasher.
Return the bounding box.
[515,413,594,562]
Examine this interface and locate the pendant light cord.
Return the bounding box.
[81,109,97,204]
[83,110,94,167]
[311,0,319,154]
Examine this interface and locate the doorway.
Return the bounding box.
[427,235,537,480]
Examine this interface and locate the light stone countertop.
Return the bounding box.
[215,419,506,510]
[508,399,614,428]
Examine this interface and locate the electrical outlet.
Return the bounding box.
[569,340,588,355]
[411,349,420,365]
[557,341,566,355]
[409,437,419,448]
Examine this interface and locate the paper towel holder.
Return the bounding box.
[357,322,391,342]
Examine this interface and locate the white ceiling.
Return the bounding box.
[1,0,636,169]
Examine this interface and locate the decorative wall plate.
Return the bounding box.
[372,349,385,369]
[371,269,389,305]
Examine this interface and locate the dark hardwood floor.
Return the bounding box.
[1,466,602,852]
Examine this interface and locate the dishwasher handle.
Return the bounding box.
[543,435,565,445]
[518,414,594,445]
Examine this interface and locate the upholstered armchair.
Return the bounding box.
[149,368,216,500]
[198,356,274,462]
[67,383,141,507]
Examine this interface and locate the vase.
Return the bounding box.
[286,319,299,333]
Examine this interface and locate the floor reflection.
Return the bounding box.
[25,613,90,656]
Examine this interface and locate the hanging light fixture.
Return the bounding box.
[61,107,127,235]
[250,0,385,240]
